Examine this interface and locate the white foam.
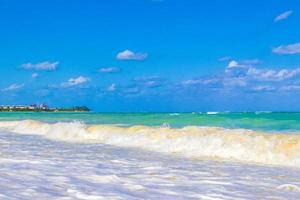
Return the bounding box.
[1,120,300,167]
[1,127,300,200]
[206,112,219,115]
[67,189,109,200]
[276,184,300,192]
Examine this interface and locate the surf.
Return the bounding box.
[0,120,300,168]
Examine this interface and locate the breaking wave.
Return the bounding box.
[1,120,300,168]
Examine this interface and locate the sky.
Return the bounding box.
[0,0,300,112]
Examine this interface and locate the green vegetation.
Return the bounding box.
[54,106,91,112]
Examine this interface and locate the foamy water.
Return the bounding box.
[1,120,300,167]
[1,114,300,199]
[1,130,300,200]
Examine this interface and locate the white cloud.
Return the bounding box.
[2,83,24,92]
[32,73,39,78]
[227,59,261,69]
[228,57,299,81]
[274,10,293,22]
[226,63,300,82]
[182,59,300,93]
[272,42,300,55]
[98,67,120,73]
[116,50,147,61]
[246,67,300,81]
[20,61,59,71]
[61,76,90,88]
[107,83,116,92]
[227,60,239,68]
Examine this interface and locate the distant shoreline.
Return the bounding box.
[0,105,90,112]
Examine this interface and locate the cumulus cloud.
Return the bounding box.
[226,62,300,82]
[246,67,300,81]
[116,50,147,61]
[20,61,59,71]
[272,42,300,55]
[2,83,24,92]
[274,10,293,22]
[61,76,90,88]
[182,58,300,93]
[226,59,261,69]
[98,67,120,73]
[227,60,239,68]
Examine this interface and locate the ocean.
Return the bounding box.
[0,112,300,199]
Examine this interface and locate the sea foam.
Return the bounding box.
[0,120,300,168]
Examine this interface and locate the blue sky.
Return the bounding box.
[1,0,300,112]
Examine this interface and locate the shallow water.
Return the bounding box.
[1,112,300,132]
[1,131,300,200]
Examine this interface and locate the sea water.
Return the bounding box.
[0,112,300,199]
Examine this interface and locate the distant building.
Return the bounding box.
[39,103,48,110]
[29,104,37,110]
[0,104,89,112]
[0,104,47,111]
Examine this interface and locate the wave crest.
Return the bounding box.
[1,120,300,168]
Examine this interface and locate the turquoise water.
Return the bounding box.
[0,112,300,132]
